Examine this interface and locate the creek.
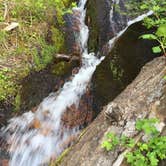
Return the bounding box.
[0,0,157,165]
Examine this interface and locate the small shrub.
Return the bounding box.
[139,0,166,55]
[101,118,166,166]
[101,132,119,151]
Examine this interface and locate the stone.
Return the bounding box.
[92,21,158,114]
[0,159,9,166]
[59,56,166,166]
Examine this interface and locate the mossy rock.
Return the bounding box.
[51,61,72,76]
[92,22,158,113]
[86,0,99,53]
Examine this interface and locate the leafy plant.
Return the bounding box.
[101,118,166,166]
[140,0,166,28]
[135,118,159,136]
[140,24,166,55]
[101,132,119,151]
[126,119,166,166]
[101,132,135,151]
[126,135,166,166]
[139,0,166,55]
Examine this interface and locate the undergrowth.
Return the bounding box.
[101,118,166,166]
[0,0,76,107]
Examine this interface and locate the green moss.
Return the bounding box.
[51,61,71,76]
[0,68,18,101]
[50,129,87,166]
[51,26,65,52]
[0,0,77,109]
[51,147,71,166]
[13,92,21,112]
[109,62,124,81]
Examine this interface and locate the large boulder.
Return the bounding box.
[59,56,166,166]
[92,22,158,113]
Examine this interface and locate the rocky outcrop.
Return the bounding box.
[92,22,158,113]
[86,0,146,53]
[64,9,82,56]
[59,56,166,166]
[86,0,111,53]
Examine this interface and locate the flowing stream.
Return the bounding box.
[0,0,153,165]
[1,0,103,165]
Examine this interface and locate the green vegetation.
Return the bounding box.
[101,132,120,151]
[0,0,76,107]
[0,67,18,101]
[101,118,166,166]
[101,132,135,151]
[139,0,166,55]
[109,62,124,81]
[51,61,71,76]
[126,119,166,166]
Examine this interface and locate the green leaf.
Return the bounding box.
[149,153,159,166]
[163,76,166,80]
[140,4,148,10]
[140,143,148,151]
[156,24,166,37]
[140,34,157,40]
[152,46,162,53]
[126,152,134,163]
[101,141,113,151]
[152,6,160,12]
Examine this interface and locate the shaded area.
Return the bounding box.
[92,22,160,113]
[59,56,166,166]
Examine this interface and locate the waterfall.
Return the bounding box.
[108,10,153,50]
[0,1,154,166]
[1,1,103,166]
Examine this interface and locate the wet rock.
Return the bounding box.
[86,0,111,53]
[0,159,9,166]
[61,86,94,129]
[30,118,41,129]
[92,22,158,113]
[64,10,82,56]
[59,56,166,166]
[86,0,148,53]
[20,57,80,113]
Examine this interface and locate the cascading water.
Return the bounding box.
[108,10,153,50]
[109,0,119,34]
[0,0,154,165]
[1,0,103,166]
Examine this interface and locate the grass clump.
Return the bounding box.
[0,0,77,107]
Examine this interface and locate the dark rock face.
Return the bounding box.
[86,0,144,53]
[60,56,166,166]
[92,22,159,113]
[64,10,82,56]
[20,58,80,113]
[86,0,111,53]
[109,0,128,36]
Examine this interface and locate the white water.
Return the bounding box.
[1,1,153,166]
[1,0,103,166]
[109,0,119,34]
[108,10,153,50]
